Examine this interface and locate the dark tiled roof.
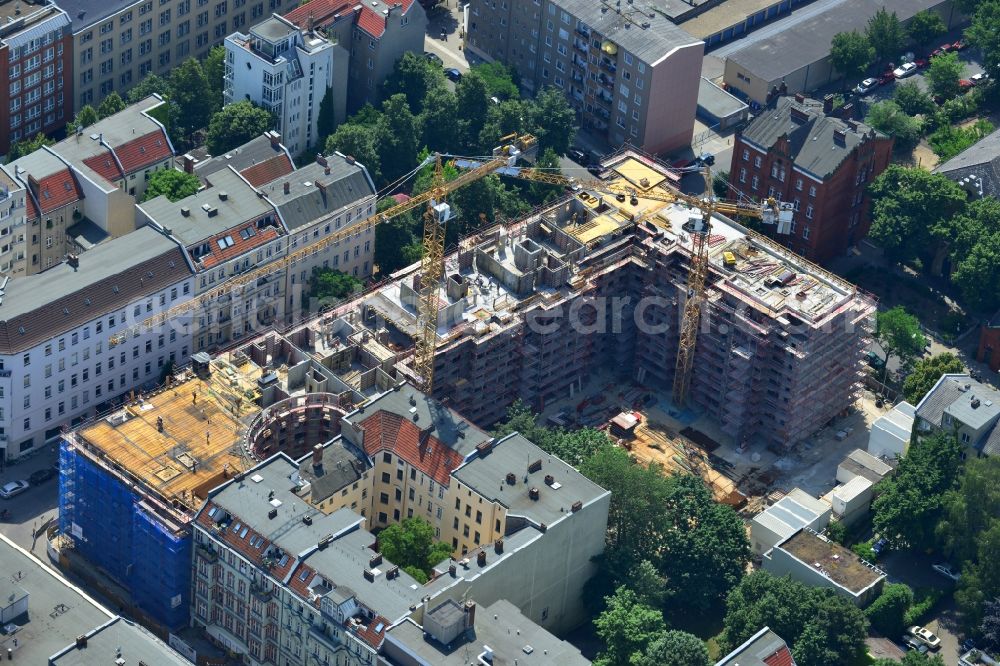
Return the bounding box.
[260,158,375,231]
[934,128,1000,199]
[739,96,882,179]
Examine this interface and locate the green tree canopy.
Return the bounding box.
[420,84,460,154]
[957,523,1000,630]
[471,61,520,100]
[722,571,869,666]
[68,105,100,134]
[907,10,947,47]
[952,231,1000,311]
[872,431,963,550]
[938,457,1000,565]
[169,58,214,136]
[206,101,274,155]
[455,72,492,152]
[927,51,966,100]
[6,133,53,161]
[326,123,381,184]
[309,267,362,304]
[203,46,227,114]
[317,87,337,144]
[981,597,1000,652]
[868,165,967,262]
[865,583,914,636]
[634,630,709,666]
[593,586,666,666]
[866,8,906,64]
[893,81,935,115]
[382,52,444,114]
[127,74,171,103]
[903,352,965,403]
[97,91,126,119]
[377,517,452,584]
[493,400,613,464]
[865,101,922,153]
[141,169,201,202]
[876,306,925,370]
[967,0,1000,80]
[830,31,875,82]
[528,86,576,156]
[875,653,946,666]
[375,94,420,184]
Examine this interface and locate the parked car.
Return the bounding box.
[963,638,977,652]
[903,635,930,654]
[893,62,918,78]
[444,68,462,82]
[567,148,588,164]
[29,468,56,485]
[914,58,929,69]
[865,350,886,370]
[959,79,975,92]
[855,77,878,94]
[423,51,442,66]
[908,626,942,650]
[932,563,961,581]
[0,481,29,499]
[930,43,953,58]
[878,72,896,86]
[953,38,968,50]
[872,537,888,556]
[971,72,990,85]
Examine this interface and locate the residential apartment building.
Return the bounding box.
[282,0,426,113]
[729,95,893,263]
[0,167,30,274]
[716,627,796,666]
[58,0,297,111]
[0,0,72,156]
[914,373,1000,456]
[224,15,348,156]
[190,129,296,186]
[2,95,173,276]
[465,0,703,153]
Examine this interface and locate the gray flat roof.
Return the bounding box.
[48,617,190,665]
[140,167,276,245]
[195,133,293,181]
[251,15,297,42]
[8,148,69,180]
[57,0,143,33]
[384,599,590,665]
[726,0,946,82]
[698,76,748,119]
[261,158,375,231]
[0,534,113,664]
[554,0,702,65]
[451,433,608,527]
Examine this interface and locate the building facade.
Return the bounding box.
[59,0,297,112]
[465,0,703,154]
[0,0,72,157]
[729,95,893,263]
[224,15,348,156]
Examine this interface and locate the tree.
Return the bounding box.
[907,10,947,48]
[866,583,914,636]
[593,587,666,666]
[634,631,709,666]
[374,94,420,185]
[309,267,362,303]
[493,400,612,465]
[865,101,922,153]
[6,133,54,161]
[527,148,564,204]
[722,571,869,666]
[952,231,1000,311]
[903,353,965,403]
[455,72,492,152]
[927,51,965,100]
[478,98,528,153]
[127,74,171,103]
[203,46,227,114]
[376,517,452,584]
[981,597,1000,652]
[893,81,935,115]
[420,85,459,154]
[830,31,875,83]
[326,123,381,184]
[141,168,201,202]
[317,87,336,144]
[875,654,946,666]
[625,560,667,608]
[957,522,1000,630]
[68,105,100,133]
[866,8,906,65]
[382,52,443,113]
[872,431,963,550]
[471,61,520,100]
[97,91,126,119]
[206,101,274,155]
[876,306,925,372]
[528,86,576,156]
[930,118,996,162]
[967,0,1000,80]
[868,165,967,262]
[937,457,1000,566]
[170,58,213,135]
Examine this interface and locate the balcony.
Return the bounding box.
[196,542,219,563]
[251,581,273,602]
[597,73,614,89]
[573,39,587,53]
[599,58,617,73]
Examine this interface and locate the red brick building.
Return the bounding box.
[0,0,73,157]
[978,314,1000,373]
[728,95,893,263]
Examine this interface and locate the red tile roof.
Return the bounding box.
[354,615,389,648]
[240,154,295,187]
[31,169,83,215]
[356,6,385,37]
[25,194,38,220]
[196,502,298,580]
[358,411,465,487]
[83,150,125,182]
[284,0,353,28]
[764,646,795,666]
[115,131,172,173]
[198,225,280,269]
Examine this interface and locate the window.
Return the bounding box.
[739,168,746,184]
[795,178,803,191]
[808,185,817,197]
[753,155,761,168]
[742,149,749,161]
[805,204,814,219]
[803,226,810,240]
[751,175,759,190]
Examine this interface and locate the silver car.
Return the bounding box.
[0,481,29,499]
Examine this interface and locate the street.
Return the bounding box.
[0,446,61,554]
[423,2,473,73]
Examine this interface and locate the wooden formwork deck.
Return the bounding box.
[77,370,260,506]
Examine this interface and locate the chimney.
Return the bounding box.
[790,106,810,124]
[494,538,504,554]
[181,207,190,217]
[449,563,457,577]
[268,131,281,147]
[312,443,323,467]
[218,191,228,201]
[528,487,540,501]
[324,166,331,175]
[183,154,195,173]
[841,103,855,120]
[75,635,88,649]
[823,93,835,114]
[369,553,383,568]
[476,550,486,566]
[527,459,542,474]
[505,472,516,485]
[833,129,847,146]
[268,508,277,519]
[794,92,805,103]
[66,253,80,271]
[972,397,981,409]
[544,474,554,486]
[464,600,477,629]
[345,155,356,165]
[316,154,328,167]
[283,182,290,194]
[316,180,327,195]
[571,500,583,512]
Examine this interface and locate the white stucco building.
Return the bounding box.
[224,15,348,157]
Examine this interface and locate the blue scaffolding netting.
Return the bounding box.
[59,440,191,630]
